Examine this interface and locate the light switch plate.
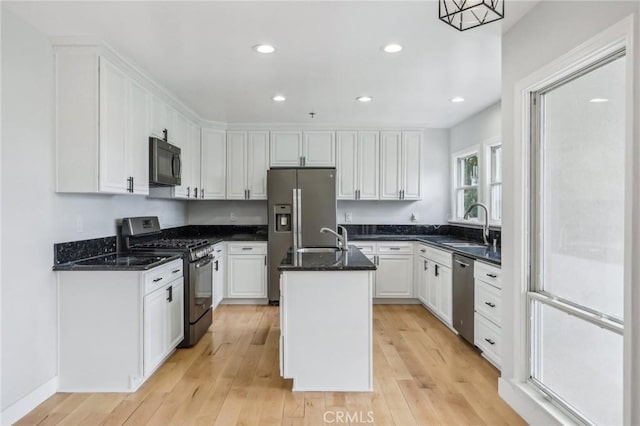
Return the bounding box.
[230,212,237,222]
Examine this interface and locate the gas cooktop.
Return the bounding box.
[130,238,210,250]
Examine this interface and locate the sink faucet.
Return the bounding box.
[463,203,489,246]
[320,226,349,251]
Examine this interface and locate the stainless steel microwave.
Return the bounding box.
[149,137,181,186]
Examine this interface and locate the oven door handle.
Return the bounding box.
[172,154,182,179]
[194,257,213,269]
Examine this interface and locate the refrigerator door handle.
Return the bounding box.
[292,188,299,249]
[296,188,302,247]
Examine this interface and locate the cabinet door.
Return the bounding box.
[201,129,226,199]
[336,131,358,200]
[379,131,402,200]
[427,260,438,311]
[246,131,269,200]
[161,103,176,143]
[128,80,149,195]
[189,121,202,197]
[375,255,413,298]
[417,256,429,304]
[358,131,379,200]
[437,265,453,326]
[143,287,167,376]
[173,113,190,198]
[270,131,302,167]
[227,254,267,298]
[402,131,421,200]
[98,57,129,194]
[226,131,247,199]
[167,280,185,350]
[303,131,335,167]
[149,95,164,139]
[213,247,226,308]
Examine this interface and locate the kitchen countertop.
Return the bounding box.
[278,245,376,271]
[350,234,501,266]
[53,252,183,271]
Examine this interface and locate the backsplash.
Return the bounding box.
[54,236,117,265]
[342,224,501,247]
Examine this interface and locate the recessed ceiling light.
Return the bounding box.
[382,43,403,53]
[253,44,275,54]
[272,95,286,102]
[450,97,465,103]
[356,96,373,103]
[589,98,609,103]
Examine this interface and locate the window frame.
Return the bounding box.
[484,138,502,226]
[451,146,480,222]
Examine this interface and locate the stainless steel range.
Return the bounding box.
[121,217,214,348]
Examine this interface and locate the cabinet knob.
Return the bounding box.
[487,273,498,278]
[485,301,496,308]
[484,338,496,345]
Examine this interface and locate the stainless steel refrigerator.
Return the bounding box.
[267,168,337,302]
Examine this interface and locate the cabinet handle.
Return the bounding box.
[172,269,180,274]
[194,188,198,198]
[187,187,191,197]
[162,128,168,141]
[376,255,379,266]
[389,247,401,251]
[153,277,163,282]
[484,338,496,345]
[487,273,498,278]
[214,260,219,271]
[303,156,306,166]
[455,260,469,268]
[300,156,303,166]
[420,249,426,253]
[201,188,205,199]
[424,260,427,270]
[264,256,267,265]
[435,264,439,277]
[167,285,173,302]
[242,247,253,251]
[247,189,250,199]
[485,301,496,308]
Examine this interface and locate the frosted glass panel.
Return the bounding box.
[540,55,626,319]
[532,301,623,425]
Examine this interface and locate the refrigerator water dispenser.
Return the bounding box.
[274,205,292,232]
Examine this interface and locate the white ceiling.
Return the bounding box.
[5,1,539,128]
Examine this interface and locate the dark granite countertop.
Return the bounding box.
[202,234,268,245]
[53,252,183,271]
[350,234,501,266]
[278,245,376,271]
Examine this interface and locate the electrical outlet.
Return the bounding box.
[410,213,418,222]
[76,216,83,233]
[230,212,237,222]
[345,212,353,223]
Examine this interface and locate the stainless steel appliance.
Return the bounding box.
[122,217,213,347]
[149,136,181,186]
[452,253,475,344]
[267,168,337,302]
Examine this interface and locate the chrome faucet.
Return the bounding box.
[320,226,349,251]
[463,203,489,246]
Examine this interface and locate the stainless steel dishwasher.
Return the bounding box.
[452,254,475,344]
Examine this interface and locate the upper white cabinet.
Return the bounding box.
[200,129,227,199]
[172,113,191,199]
[188,121,202,199]
[56,52,149,195]
[227,131,269,200]
[271,131,335,167]
[380,131,422,200]
[337,131,379,200]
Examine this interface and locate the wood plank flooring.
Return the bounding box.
[16,305,524,425]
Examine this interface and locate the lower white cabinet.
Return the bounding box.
[416,244,453,327]
[57,259,184,392]
[352,242,414,299]
[212,243,226,307]
[226,243,267,299]
[474,262,503,369]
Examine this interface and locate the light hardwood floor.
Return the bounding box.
[16,305,524,425]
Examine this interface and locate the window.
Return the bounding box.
[453,149,479,220]
[488,144,502,222]
[529,50,626,425]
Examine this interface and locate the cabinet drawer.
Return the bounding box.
[352,241,376,254]
[474,280,502,326]
[425,246,452,268]
[227,242,267,255]
[416,244,429,256]
[475,313,502,367]
[144,259,183,295]
[377,242,413,254]
[474,261,502,289]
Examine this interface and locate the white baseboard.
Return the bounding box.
[221,298,268,305]
[373,298,420,304]
[1,376,58,425]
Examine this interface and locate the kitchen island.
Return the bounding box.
[278,246,376,392]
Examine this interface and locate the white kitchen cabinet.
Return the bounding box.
[376,254,414,298]
[337,131,379,200]
[417,245,453,327]
[162,103,177,143]
[56,51,153,195]
[380,131,422,200]
[427,260,439,311]
[212,243,226,307]
[227,131,269,200]
[149,95,164,139]
[58,259,184,392]
[173,113,191,198]
[227,243,267,299]
[416,255,430,305]
[474,261,502,368]
[271,131,335,167]
[188,121,202,199]
[437,263,453,325]
[200,129,227,199]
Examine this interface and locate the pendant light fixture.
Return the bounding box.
[439,0,504,31]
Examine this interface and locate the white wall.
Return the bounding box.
[188,129,450,225]
[0,8,187,416]
[500,1,640,424]
[449,101,501,153]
